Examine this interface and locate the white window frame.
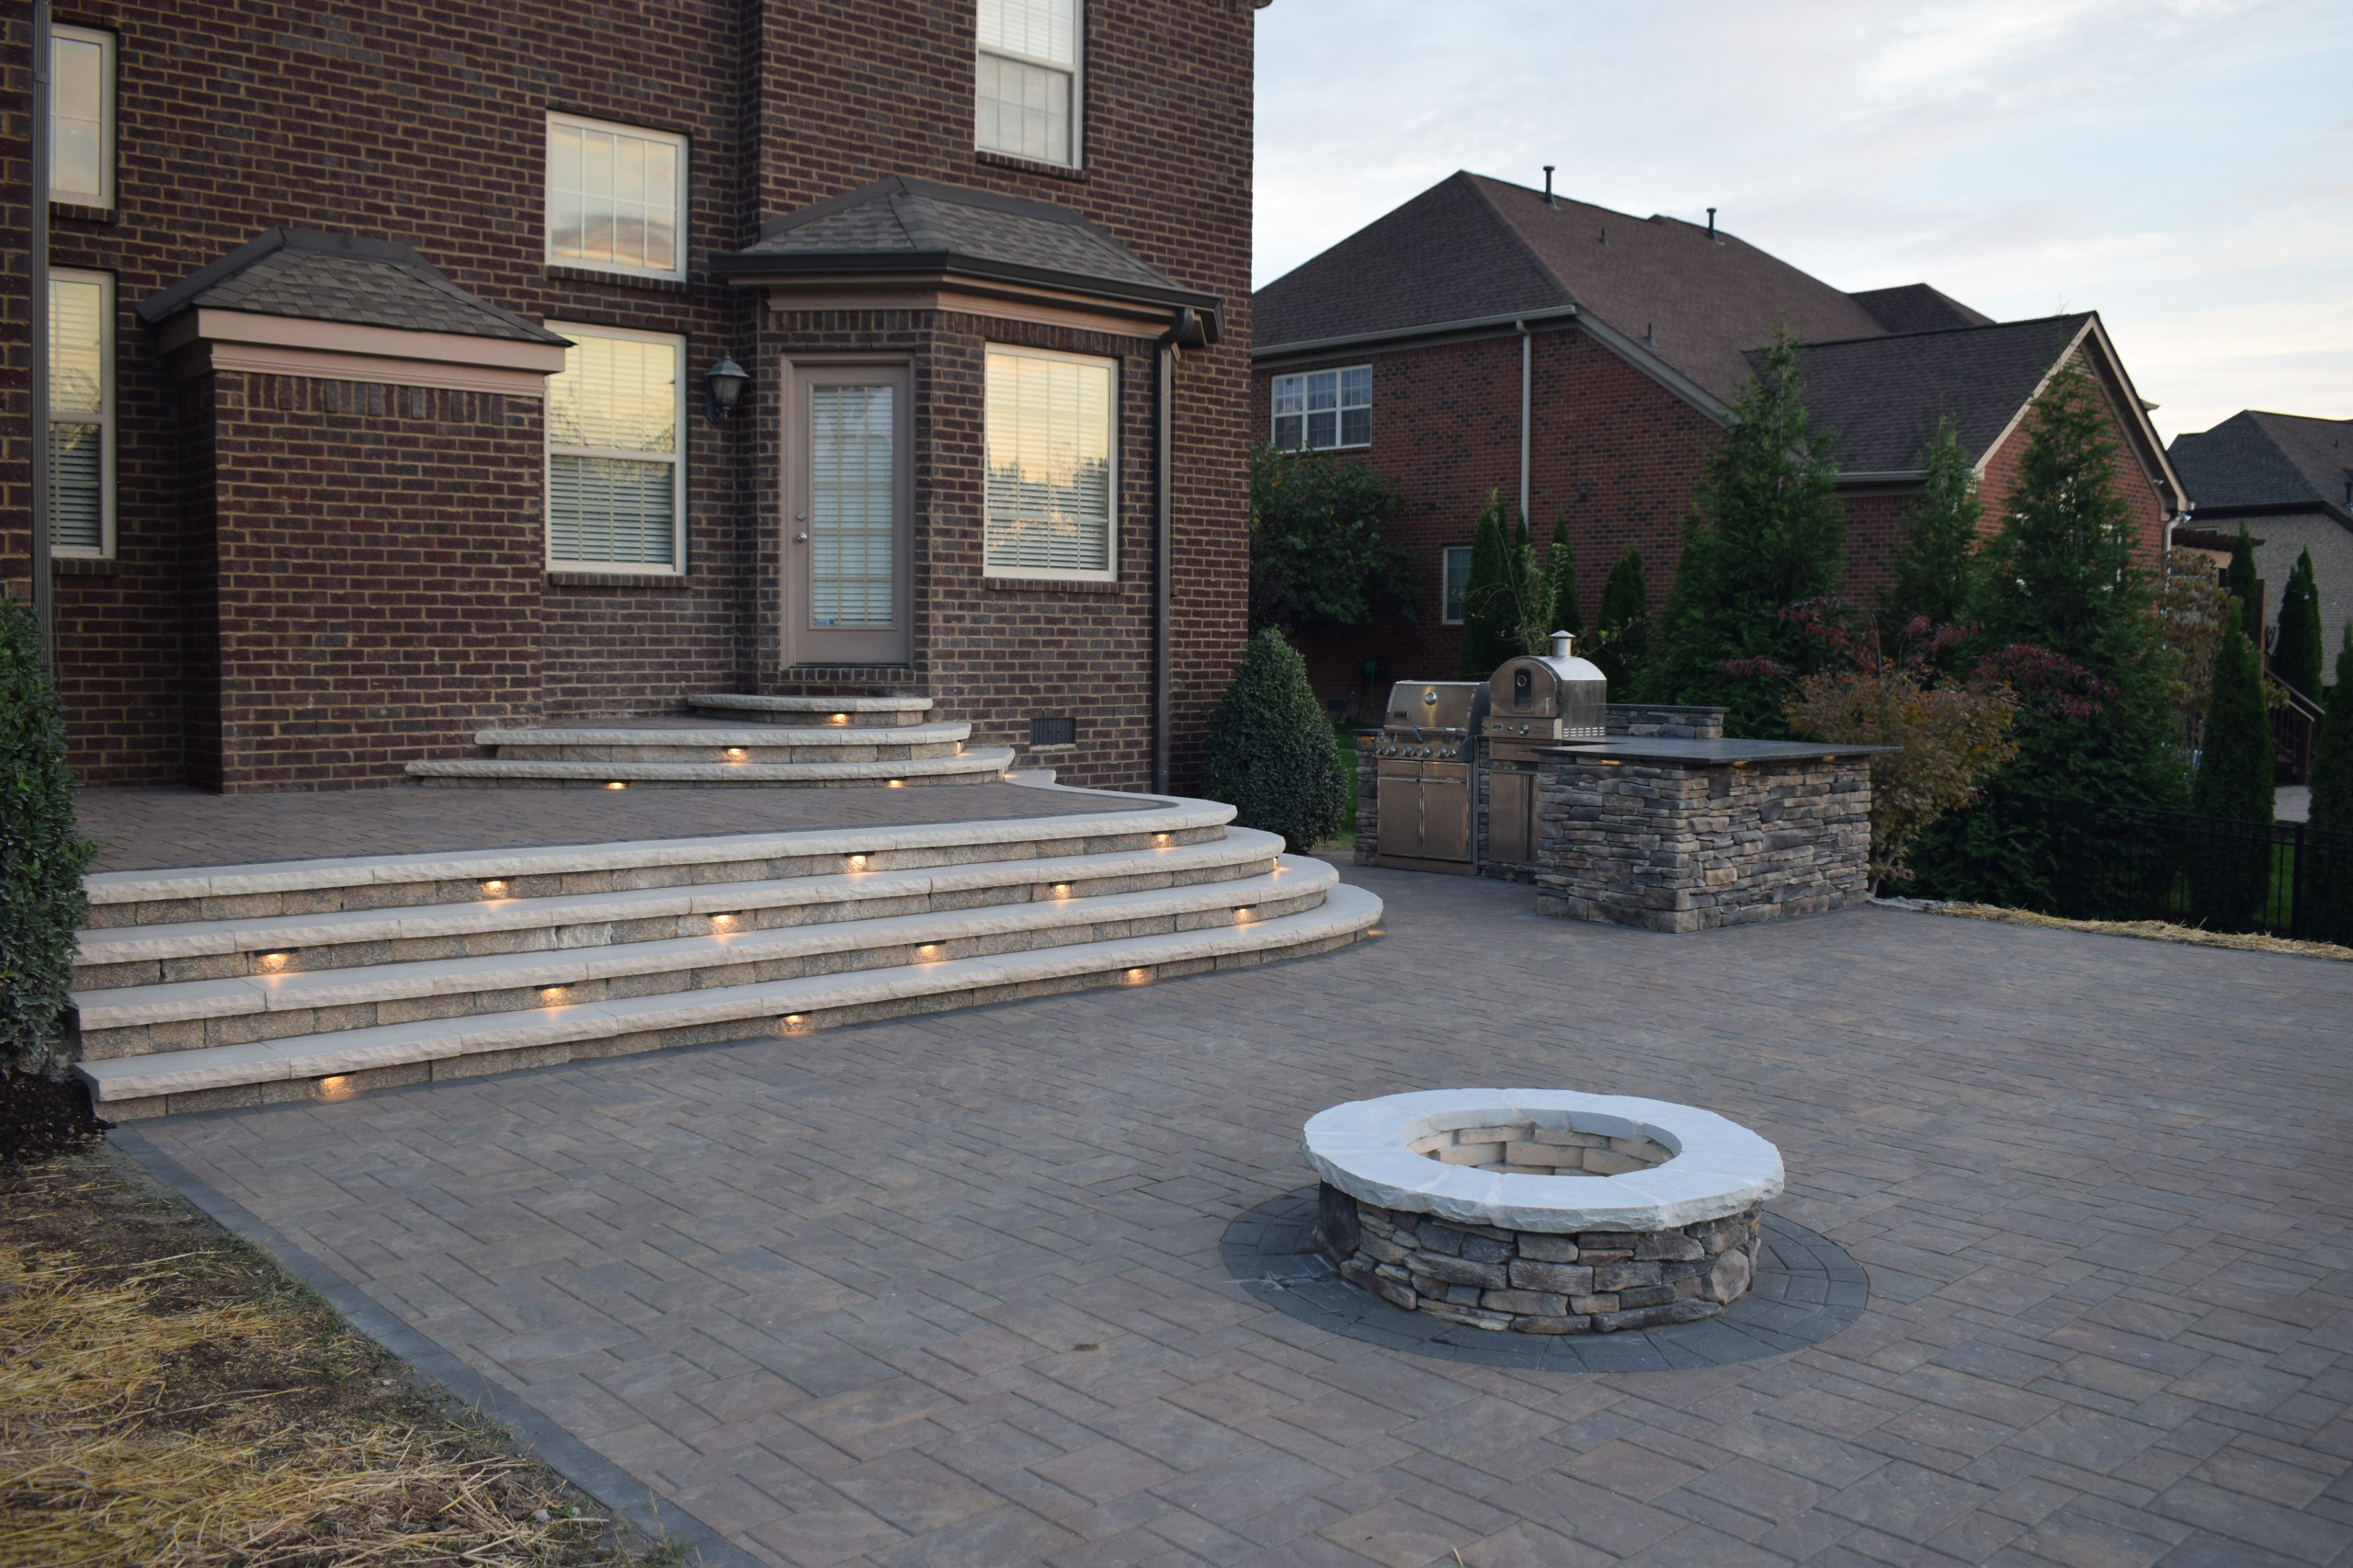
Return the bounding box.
[1442,545,1472,625]
[49,267,115,560]
[50,25,114,210]
[983,343,1118,584]
[543,322,688,574]
[543,112,688,280]
[1271,365,1372,451]
[974,0,1085,168]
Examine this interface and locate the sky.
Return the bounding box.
[1252,0,2353,441]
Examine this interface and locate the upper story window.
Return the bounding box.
[976,0,1081,166]
[545,324,685,571]
[546,113,686,278]
[985,346,1114,580]
[51,25,115,209]
[49,269,114,558]
[1272,366,1371,451]
[1442,546,1472,624]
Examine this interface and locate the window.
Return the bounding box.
[985,347,1114,579]
[49,269,113,558]
[51,26,113,209]
[1442,546,1472,624]
[545,324,685,571]
[809,384,896,626]
[545,114,685,278]
[976,0,1080,166]
[1271,366,1370,450]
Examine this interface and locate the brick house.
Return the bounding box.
[4,0,1259,793]
[1248,171,2187,707]
[2168,412,2353,684]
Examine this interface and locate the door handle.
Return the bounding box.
[793,532,809,543]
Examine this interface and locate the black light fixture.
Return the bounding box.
[704,355,751,423]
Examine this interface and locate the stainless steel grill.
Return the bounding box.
[1484,633,1608,866]
[1372,679,1482,872]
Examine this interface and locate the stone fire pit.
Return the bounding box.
[1302,1089,1784,1335]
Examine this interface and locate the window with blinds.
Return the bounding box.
[51,26,113,209]
[546,113,686,278]
[546,325,684,570]
[985,347,1114,580]
[976,0,1080,166]
[809,385,896,627]
[49,270,111,557]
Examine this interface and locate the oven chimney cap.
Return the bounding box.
[1550,631,1574,659]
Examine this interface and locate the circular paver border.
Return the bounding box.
[1222,1186,1869,1372]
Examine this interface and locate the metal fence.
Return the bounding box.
[2000,795,2353,944]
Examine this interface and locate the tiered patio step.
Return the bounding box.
[72,801,1381,1119]
[688,693,933,727]
[405,716,1012,788]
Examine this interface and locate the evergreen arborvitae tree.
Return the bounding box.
[1882,417,1982,627]
[1906,361,2189,904]
[1456,491,1521,678]
[1544,515,1582,636]
[2272,548,2324,698]
[1593,546,1650,692]
[1205,627,1347,854]
[2307,625,2353,945]
[1,598,97,1074]
[2224,525,2259,631]
[1645,329,1847,735]
[2186,602,2274,927]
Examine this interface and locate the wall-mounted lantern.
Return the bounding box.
[704,355,751,424]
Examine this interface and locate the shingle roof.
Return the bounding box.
[136,229,566,344]
[1848,283,1995,335]
[2169,411,2353,517]
[716,175,1216,312]
[1767,315,2090,473]
[1254,171,1905,401]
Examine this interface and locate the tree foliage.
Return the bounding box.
[1,598,96,1074]
[1590,546,1651,692]
[1456,492,1549,677]
[1246,445,1415,639]
[2307,625,2353,946]
[1645,329,1848,735]
[1881,417,1983,628]
[2185,601,2274,926]
[2273,547,2324,699]
[1544,515,1583,636]
[1205,627,1349,855]
[2223,525,2259,629]
[2159,547,2231,738]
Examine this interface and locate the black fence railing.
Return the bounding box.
[1968,796,2352,944]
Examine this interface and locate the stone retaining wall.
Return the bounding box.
[1316,1184,1763,1335]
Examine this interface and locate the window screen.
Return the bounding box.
[547,327,683,568]
[985,348,1114,577]
[547,115,685,277]
[49,271,110,554]
[1271,366,1371,450]
[977,0,1079,165]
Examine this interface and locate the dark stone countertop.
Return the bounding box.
[1532,737,1897,766]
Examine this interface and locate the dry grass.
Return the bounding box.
[0,1159,651,1567]
[1921,902,2353,961]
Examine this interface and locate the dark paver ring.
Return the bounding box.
[1222,1186,1869,1372]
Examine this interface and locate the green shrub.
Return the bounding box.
[1456,492,1546,678]
[1207,628,1348,854]
[2305,624,2353,945]
[1,598,96,1074]
[1591,546,1650,691]
[2186,601,2272,927]
[1544,515,1582,637]
[2273,548,2324,699]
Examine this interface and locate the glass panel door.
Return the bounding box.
[788,363,911,666]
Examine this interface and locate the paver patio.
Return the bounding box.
[127,859,2353,1567]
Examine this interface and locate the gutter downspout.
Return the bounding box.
[1518,319,1531,523]
[29,0,53,668]
[1154,307,1197,796]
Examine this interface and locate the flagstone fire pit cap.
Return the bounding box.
[1302,1088,1784,1233]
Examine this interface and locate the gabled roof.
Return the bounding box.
[2169,411,2353,522]
[137,228,567,344]
[714,175,1219,319]
[1847,283,1995,336]
[1769,315,2090,474]
[1254,171,1894,401]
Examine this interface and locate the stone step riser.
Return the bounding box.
[684,710,928,728]
[84,824,1228,931]
[414,772,996,790]
[78,890,1330,1061]
[486,742,964,763]
[74,852,1277,991]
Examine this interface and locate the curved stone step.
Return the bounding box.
[688,693,933,727]
[78,883,1385,1113]
[405,748,1017,789]
[472,721,972,764]
[75,828,1288,979]
[74,859,1338,1046]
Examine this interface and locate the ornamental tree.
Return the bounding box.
[2272,547,2324,699]
[1881,417,1983,629]
[2187,601,2275,927]
[1457,493,1550,676]
[1544,515,1583,636]
[1,598,96,1075]
[1590,545,1651,692]
[1206,627,1348,854]
[1247,444,1415,640]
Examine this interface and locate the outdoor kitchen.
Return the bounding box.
[1353,636,1886,931]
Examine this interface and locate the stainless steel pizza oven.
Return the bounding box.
[1482,632,1608,742]
[1373,679,1482,873]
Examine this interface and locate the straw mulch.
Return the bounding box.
[1917,902,2353,961]
[0,1156,648,1567]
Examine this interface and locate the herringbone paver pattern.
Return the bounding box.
[137,864,2353,1567]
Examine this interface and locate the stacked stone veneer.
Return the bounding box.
[1533,753,1870,933]
[1318,1184,1764,1335]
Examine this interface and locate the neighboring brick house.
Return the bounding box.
[2169,412,2353,687]
[1249,171,2187,706]
[4,1,1257,792]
